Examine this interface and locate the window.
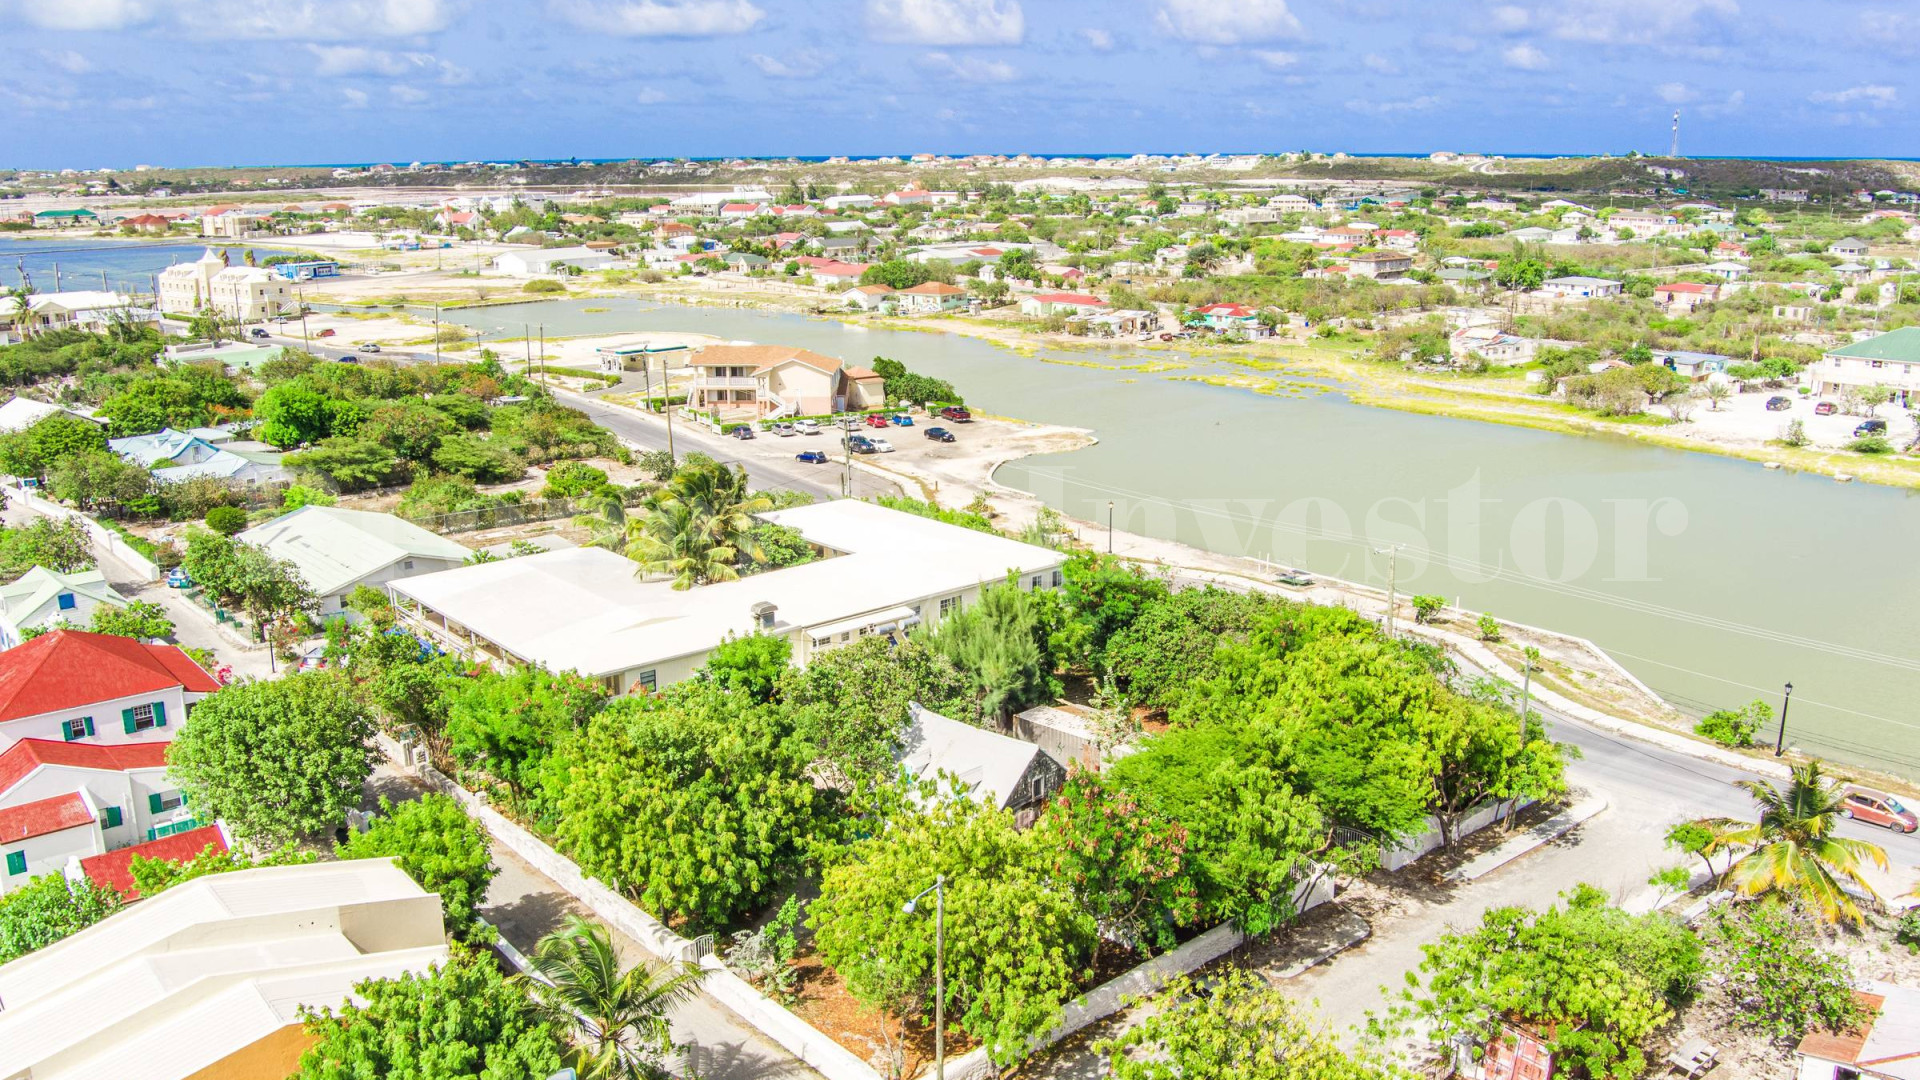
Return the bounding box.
[124,703,160,733]
[150,791,183,814]
[1030,575,1043,590]
[939,596,960,617]
[403,559,415,570]
[103,806,122,829]
[56,592,75,611]
[636,669,657,692]
[61,716,93,741]
[1051,569,1063,588]
[4,851,23,876]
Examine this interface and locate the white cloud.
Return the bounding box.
[635,87,669,104]
[748,49,832,77]
[1156,0,1301,44]
[918,50,1018,82]
[305,45,469,84]
[1080,27,1114,51]
[549,0,764,36]
[1362,53,1398,74]
[1252,49,1298,68]
[1489,4,1529,30]
[389,84,429,104]
[1657,81,1693,104]
[867,0,1023,45]
[1424,33,1479,54]
[9,0,464,38]
[341,87,370,109]
[1811,84,1897,107]
[8,0,153,31]
[1502,43,1548,69]
[40,49,93,74]
[1345,95,1439,116]
[1548,0,1738,46]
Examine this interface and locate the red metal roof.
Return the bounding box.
[0,792,93,843]
[1031,292,1106,306]
[899,282,965,295]
[80,825,226,900]
[0,738,169,795]
[1657,282,1716,294]
[0,631,219,726]
[1197,303,1255,317]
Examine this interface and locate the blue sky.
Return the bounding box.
[4,0,1918,168]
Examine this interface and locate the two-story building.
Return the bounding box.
[893,281,968,314]
[1815,325,1920,408]
[687,344,886,420]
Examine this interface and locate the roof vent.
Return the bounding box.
[750,601,777,631]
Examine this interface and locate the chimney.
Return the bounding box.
[750,601,777,632]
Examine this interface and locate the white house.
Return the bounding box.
[237,507,472,620]
[1539,276,1623,300]
[390,500,1065,696]
[491,246,618,277]
[0,397,97,435]
[0,737,203,886]
[1814,325,1920,408]
[1020,292,1109,317]
[0,567,127,649]
[156,249,228,314]
[0,629,220,755]
[892,281,967,314]
[0,860,448,1080]
[208,266,295,322]
[0,292,158,336]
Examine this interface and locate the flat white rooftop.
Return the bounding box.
[390,499,1062,678]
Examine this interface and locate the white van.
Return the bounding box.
[794,419,821,435]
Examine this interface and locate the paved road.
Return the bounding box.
[552,386,902,502]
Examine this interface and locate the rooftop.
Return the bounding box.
[390,500,1062,678]
[0,630,218,725]
[236,506,471,598]
[0,737,169,795]
[0,791,93,843]
[689,343,844,373]
[79,823,228,899]
[0,565,124,625]
[899,703,1049,810]
[1830,326,1920,363]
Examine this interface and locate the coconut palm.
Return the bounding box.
[572,491,630,552]
[523,915,707,1080]
[1697,761,1889,925]
[623,462,771,588]
[6,282,38,341]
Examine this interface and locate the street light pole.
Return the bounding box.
[904,876,946,1080]
[1774,682,1794,757]
[1107,500,1115,554]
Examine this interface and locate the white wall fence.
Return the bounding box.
[6,484,161,582]
[1376,798,1536,873]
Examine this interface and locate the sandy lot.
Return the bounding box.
[1671,386,1915,449]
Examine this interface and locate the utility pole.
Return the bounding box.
[657,353,675,459]
[297,285,311,351]
[1373,544,1403,639]
[1774,682,1794,756]
[434,305,442,363]
[1107,500,1115,554]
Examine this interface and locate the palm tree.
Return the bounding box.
[1697,761,1889,925]
[623,463,771,589]
[7,282,38,341]
[523,915,707,1080]
[572,491,630,552]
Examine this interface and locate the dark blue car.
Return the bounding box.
[924,426,954,442]
[796,450,829,463]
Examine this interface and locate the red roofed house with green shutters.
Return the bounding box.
[0,631,219,894]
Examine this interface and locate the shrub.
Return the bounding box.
[1848,434,1893,454]
[203,506,249,535]
[1694,698,1772,748]
[280,484,337,511]
[523,279,566,294]
[1476,613,1501,641]
[1410,594,1446,624]
[538,460,609,499]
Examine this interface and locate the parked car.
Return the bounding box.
[869,436,894,453]
[316,328,336,338]
[1764,396,1793,411]
[772,422,796,436]
[339,354,360,364]
[731,425,755,440]
[297,649,329,673]
[847,435,876,454]
[796,450,829,464]
[1843,788,1917,833]
[795,419,821,435]
[890,414,915,426]
[1814,401,1838,416]
[249,328,270,340]
[361,343,382,353]
[1855,419,1889,437]
[838,417,861,431]
[1276,571,1314,587]
[864,414,891,429]
[165,568,193,589]
[939,406,973,423]
[925,426,955,442]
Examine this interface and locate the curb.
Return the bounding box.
[1442,792,1610,883]
[1265,909,1374,980]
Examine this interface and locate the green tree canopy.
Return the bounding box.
[444,665,607,796]
[0,874,122,964]
[165,672,375,844]
[337,794,497,940]
[777,636,973,782]
[1101,969,1402,1080]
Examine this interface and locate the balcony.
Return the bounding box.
[695,376,760,390]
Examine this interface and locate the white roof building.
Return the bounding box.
[0,859,447,1080]
[389,499,1065,695]
[491,246,618,277]
[0,566,127,649]
[0,397,96,435]
[237,507,472,619]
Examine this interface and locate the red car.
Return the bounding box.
[864,414,890,429]
[1843,789,1917,832]
[939,406,972,423]
[1814,401,1837,416]
[316,328,337,338]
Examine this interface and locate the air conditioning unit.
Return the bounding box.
[409,744,430,774]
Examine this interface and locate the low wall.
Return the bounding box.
[7,485,161,582]
[1377,798,1536,873]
